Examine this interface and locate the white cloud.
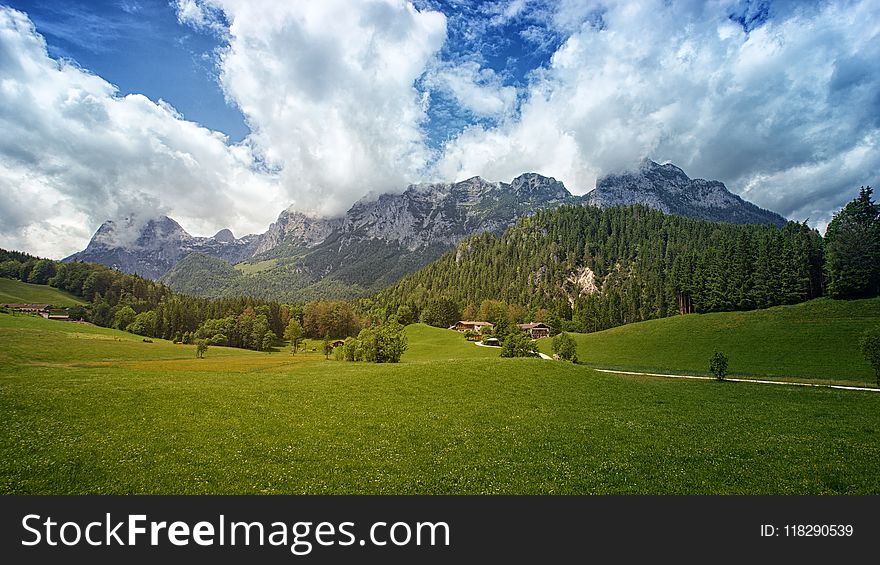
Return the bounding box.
[437,0,880,231]
[0,6,282,258]
[423,60,518,118]
[180,0,447,216]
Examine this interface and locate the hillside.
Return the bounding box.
[537,298,880,384]
[377,205,822,333]
[401,323,499,362]
[2,312,879,495]
[0,278,85,307]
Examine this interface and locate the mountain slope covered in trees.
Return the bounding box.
[372,205,823,333]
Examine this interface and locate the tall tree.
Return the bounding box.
[825,186,880,298]
[284,319,304,355]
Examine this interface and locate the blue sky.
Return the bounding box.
[9,0,250,141]
[1,1,878,258]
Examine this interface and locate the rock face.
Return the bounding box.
[585,160,787,227]
[253,210,343,256]
[342,173,577,251]
[65,163,788,294]
[64,216,259,279]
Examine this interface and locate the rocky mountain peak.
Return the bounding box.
[510,173,569,199]
[253,208,343,256]
[89,215,191,251]
[587,160,787,227]
[212,228,236,243]
[65,214,257,279]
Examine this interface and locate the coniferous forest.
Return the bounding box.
[371,201,848,333]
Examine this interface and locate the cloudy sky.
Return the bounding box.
[1,0,878,258]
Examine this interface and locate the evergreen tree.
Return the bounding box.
[261,330,275,352]
[825,186,880,298]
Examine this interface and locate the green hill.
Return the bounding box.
[402,323,499,362]
[1,312,879,495]
[537,298,880,384]
[376,205,823,333]
[0,278,85,307]
[160,252,367,303]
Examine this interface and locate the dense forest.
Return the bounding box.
[370,191,874,333]
[2,186,877,346]
[0,249,360,351]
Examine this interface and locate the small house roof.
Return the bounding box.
[457,320,493,326]
[518,322,550,330]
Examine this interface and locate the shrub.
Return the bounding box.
[552,331,578,363]
[709,351,729,381]
[859,326,880,386]
[501,328,537,358]
[195,339,208,359]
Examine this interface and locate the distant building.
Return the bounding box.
[450,321,494,333]
[483,337,500,347]
[517,322,551,339]
[331,340,346,348]
[2,303,52,314]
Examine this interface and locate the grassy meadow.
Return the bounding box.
[1,310,879,495]
[537,298,880,385]
[0,277,85,307]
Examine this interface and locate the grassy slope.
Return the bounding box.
[402,323,499,362]
[0,278,85,307]
[537,298,880,384]
[1,314,879,495]
[234,258,278,275]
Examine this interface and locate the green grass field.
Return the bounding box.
[537,298,880,385]
[0,278,85,307]
[1,309,879,495]
[234,258,278,275]
[401,323,499,362]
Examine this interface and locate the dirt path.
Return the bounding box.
[593,368,880,393]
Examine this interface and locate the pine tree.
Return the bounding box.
[825,186,880,298]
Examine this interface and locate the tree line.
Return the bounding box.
[0,251,364,352]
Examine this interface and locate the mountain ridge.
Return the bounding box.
[64,162,788,300]
[585,160,786,226]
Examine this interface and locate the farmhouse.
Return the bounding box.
[450,320,494,333]
[2,303,52,315]
[518,322,552,339]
